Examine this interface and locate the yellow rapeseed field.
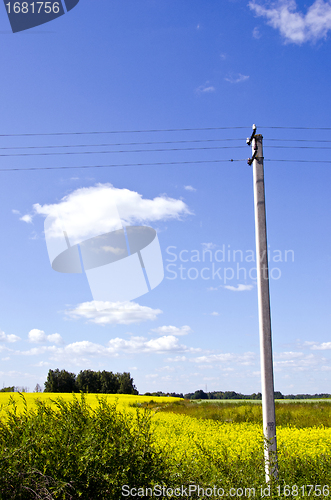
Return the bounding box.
[1,392,330,467]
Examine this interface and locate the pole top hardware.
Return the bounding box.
[247,124,258,165]
[247,149,258,166]
[246,124,257,146]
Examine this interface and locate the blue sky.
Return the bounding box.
[0,0,330,395]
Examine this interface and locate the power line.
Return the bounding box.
[1,125,331,139]
[1,157,331,172]
[0,138,245,151]
[265,145,331,149]
[261,126,331,130]
[266,159,331,163]
[0,145,247,158]
[0,126,249,138]
[0,158,246,172]
[266,138,331,143]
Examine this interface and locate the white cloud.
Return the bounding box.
[28,329,64,344]
[207,287,219,291]
[224,73,249,84]
[273,353,323,371]
[191,352,256,365]
[275,351,304,359]
[253,26,262,38]
[249,0,331,44]
[47,333,64,345]
[6,334,21,343]
[108,335,192,353]
[311,342,331,350]
[166,355,187,362]
[202,242,217,250]
[156,365,176,372]
[34,361,51,367]
[12,209,20,215]
[151,325,192,336]
[28,329,47,343]
[20,346,54,356]
[17,335,195,363]
[184,185,197,192]
[20,214,33,223]
[65,301,162,325]
[210,312,219,316]
[196,82,216,93]
[21,183,191,245]
[223,284,254,292]
[0,329,21,343]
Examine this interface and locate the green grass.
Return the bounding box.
[144,399,331,428]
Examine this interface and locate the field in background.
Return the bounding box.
[0,391,178,416]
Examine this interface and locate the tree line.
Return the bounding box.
[43,369,138,394]
[183,390,331,400]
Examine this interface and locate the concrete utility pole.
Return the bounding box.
[247,125,278,482]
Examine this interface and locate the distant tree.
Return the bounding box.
[192,390,208,400]
[15,386,29,393]
[99,370,120,394]
[34,383,42,393]
[0,386,14,392]
[274,391,283,399]
[44,369,76,393]
[169,392,184,399]
[76,370,101,393]
[117,372,138,395]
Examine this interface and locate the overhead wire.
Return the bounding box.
[0,145,247,157]
[0,138,245,151]
[0,126,249,138]
[0,158,246,172]
[0,125,330,171]
[1,125,331,139]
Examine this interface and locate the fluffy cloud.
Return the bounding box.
[17,336,195,364]
[272,351,331,371]
[65,301,162,325]
[108,335,191,353]
[184,185,197,192]
[20,214,33,223]
[20,183,191,245]
[47,333,64,345]
[223,284,254,292]
[28,329,64,344]
[196,82,216,93]
[311,342,331,350]
[191,352,256,365]
[249,0,331,44]
[303,341,331,350]
[28,329,47,343]
[224,73,249,83]
[151,325,192,336]
[0,329,21,343]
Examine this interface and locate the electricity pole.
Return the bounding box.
[247,125,278,482]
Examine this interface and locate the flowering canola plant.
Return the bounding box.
[1,393,330,467]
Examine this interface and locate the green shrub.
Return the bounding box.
[0,393,168,499]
